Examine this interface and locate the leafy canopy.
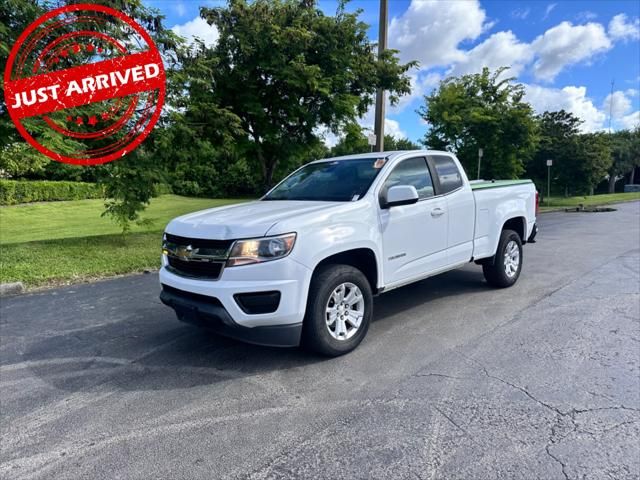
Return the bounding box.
[198,0,415,187]
[419,67,538,180]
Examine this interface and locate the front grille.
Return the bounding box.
[167,257,224,279]
[164,233,232,280]
[164,233,233,250]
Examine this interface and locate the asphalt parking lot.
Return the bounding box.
[1,201,639,480]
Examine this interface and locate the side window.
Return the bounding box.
[431,155,463,194]
[382,157,435,200]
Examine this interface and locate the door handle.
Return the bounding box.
[431,208,445,217]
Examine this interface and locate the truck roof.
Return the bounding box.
[314,150,451,163]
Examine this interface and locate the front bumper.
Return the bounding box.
[158,256,313,347]
[160,285,302,347]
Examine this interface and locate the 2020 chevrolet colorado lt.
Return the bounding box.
[160,150,538,356]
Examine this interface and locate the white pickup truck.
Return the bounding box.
[160,150,538,356]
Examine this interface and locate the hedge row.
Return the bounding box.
[0,180,174,205]
[0,180,103,205]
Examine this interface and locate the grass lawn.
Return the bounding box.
[0,195,247,287]
[1,192,638,289]
[539,192,640,212]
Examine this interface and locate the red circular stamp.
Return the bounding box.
[4,3,166,165]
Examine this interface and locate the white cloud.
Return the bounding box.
[172,17,219,48]
[543,3,557,20]
[531,21,611,81]
[576,11,598,22]
[448,31,534,78]
[384,119,406,139]
[175,2,186,17]
[620,111,640,130]
[608,14,640,42]
[357,107,407,141]
[524,84,606,132]
[321,130,339,148]
[511,8,530,20]
[603,90,633,119]
[388,0,488,69]
[388,71,441,114]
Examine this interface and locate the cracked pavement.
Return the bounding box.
[1,201,639,479]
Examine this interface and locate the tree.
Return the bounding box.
[93,0,182,231]
[199,0,415,188]
[526,110,581,196]
[607,130,638,192]
[419,67,538,179]
[329,123,420,157]
[577,132,611,195]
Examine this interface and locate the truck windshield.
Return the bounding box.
[263,159,384,202]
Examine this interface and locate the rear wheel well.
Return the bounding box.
[475,217,527,266]
[313,249,379,294]
[502,217,526,243]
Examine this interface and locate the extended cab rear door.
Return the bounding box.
[377,156,448,286]
[427,154,475,265]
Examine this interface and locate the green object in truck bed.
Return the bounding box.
[470,179,533,191]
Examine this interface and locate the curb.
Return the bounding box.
[539,198,640,214]
[0,282,25,297]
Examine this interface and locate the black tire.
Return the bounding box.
[302,264,373,356]
[483,229,523,288]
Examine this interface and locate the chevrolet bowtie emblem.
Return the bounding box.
[176,245,194,260]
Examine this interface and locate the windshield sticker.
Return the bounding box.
[351,194,360,201]
[374,158,386,169]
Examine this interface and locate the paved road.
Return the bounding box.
[1,202,639,480]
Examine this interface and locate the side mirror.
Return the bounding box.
[383,185,419,208]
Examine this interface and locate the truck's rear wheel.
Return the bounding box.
[302,264,373,356]
[483,229,522,288]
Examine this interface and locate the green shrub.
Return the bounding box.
[152,183,172,196]
[0,180,103,205]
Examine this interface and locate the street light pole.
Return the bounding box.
[477,148,483,180]
[373,0,388,152]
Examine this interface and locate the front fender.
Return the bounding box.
[272,199,384,288]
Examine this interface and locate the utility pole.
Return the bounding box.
[477,148,483,180]
[608,79,614,134]
[373,0,388,152]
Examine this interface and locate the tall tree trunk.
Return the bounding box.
[608,174,616,193]
[265,161,277,189]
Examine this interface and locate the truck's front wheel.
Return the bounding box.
[483,229,523,288]
[302,264,373,356]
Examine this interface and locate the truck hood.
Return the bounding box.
[165,200,337,240]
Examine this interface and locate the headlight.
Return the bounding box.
[227,233,296,267]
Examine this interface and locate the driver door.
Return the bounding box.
[378,157,448,286]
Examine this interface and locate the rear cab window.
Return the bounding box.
[429,155,463,194]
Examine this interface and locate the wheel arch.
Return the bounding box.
[312,248,380,295]
[502,216,527,243]
[476,216,527,266]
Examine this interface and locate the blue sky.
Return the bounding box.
[151,0,640,144]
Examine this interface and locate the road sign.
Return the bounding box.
[367,134,377,146]
[546,159,553,167]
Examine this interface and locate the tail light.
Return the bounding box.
[535,191,539,215]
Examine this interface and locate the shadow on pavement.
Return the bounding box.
[20,266,490,393]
